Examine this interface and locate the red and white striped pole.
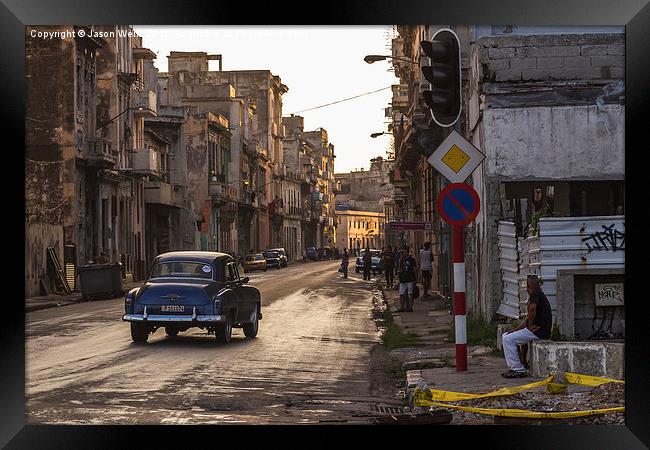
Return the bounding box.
[452,224,467,371]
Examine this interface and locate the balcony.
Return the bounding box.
[87,137,116,168]
[209,175,237,200]
[133,90,157,117]
[132,147,160,175]
[144,181,181,207]
[391,84,409,112]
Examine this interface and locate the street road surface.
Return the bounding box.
[26,260,400,424]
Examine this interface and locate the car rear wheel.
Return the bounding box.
[215,313,232,343]
[243,305,259,338]
[131,323,149,343]
[264,268,267,272]
[165,327,179,337]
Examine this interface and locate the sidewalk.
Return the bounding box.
[381,285,544,410]
[25,281,142,313]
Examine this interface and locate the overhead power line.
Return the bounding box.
[289,86,392,114]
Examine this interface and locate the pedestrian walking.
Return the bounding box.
[382,245,395,288]
[420,242,434,297]
[501,275,552,378]
[362,246,372,280]
[340,248,349,278]
[394,247,401,277]
[397,247,417,312]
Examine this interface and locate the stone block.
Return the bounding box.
[610,66,624,79]
[572,347,605,376]
[488,47,515,59]
[521,46,580,58]
[530,340,625,381]
[591,55,625,67]
[581,45,608,56]
[521,68,550,80]
[536,57,564,68]
[487,59,509,71]
[548,67,602,80]
[488,47,516,59]
[563,56,591,68]
[607,44,625,55]
[495,69,522,82]
[509,57,537,70]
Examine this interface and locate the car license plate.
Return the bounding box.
[161,305,184,313]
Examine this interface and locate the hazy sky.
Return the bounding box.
[133,26,399,173]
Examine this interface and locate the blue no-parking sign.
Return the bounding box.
[437,183,480,226]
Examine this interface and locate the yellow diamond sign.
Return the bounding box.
[442,145,470,173]
[428,130,486,184]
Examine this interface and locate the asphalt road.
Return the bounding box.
[26,260,401,424]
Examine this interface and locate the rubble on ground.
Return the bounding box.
[420,382,625,425]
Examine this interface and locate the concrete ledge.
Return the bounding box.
[530,340,624,381]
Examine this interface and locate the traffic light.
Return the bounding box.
[420,29,461,127]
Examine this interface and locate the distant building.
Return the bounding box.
[335,210,386,254]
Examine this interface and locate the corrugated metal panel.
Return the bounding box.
[519,216,625,319]
[497,221,520,319]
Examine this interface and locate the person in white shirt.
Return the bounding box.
[419,242,434,297]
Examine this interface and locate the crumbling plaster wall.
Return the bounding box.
[467,32,625,322]
[25,28,76,296]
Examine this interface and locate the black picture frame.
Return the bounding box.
[4,0,649,448]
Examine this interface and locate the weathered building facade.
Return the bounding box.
[387,25,625,326]
[26,25,154,296]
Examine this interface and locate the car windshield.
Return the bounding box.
[264,252,279,258]
[150,261,214,280]
[255,255,265,261]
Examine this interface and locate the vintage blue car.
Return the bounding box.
[122,251,262,344]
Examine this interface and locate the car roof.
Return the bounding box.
[155,251,232,264]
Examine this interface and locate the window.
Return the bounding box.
[150,262,214,280]
[226,262,239,281]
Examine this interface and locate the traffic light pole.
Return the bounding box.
[452,224,467,371]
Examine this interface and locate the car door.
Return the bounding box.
[225,262,252,323]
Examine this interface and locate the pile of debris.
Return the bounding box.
[426,382,624,425]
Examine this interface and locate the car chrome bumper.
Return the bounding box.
[122,313,225,323]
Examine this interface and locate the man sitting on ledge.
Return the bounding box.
[501,274,552,378]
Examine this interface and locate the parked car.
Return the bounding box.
[355,249,384,274]
[321,246,332,260]
[305,247,318,261]
[263,250,282,269]
[243,254,267,273]
[268,247,288,267]
[122,251,262,344]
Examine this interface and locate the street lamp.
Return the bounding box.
[370,132,390,138]
[364,54,418,65]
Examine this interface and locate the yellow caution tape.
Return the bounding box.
[546,383,568,394]
[413,374,555,404]
[426,402,624,419]
[564,372,624,387]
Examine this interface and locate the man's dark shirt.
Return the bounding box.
[528,288,552,339]
[362,251,372,264]
[383,251,395,268]
[398,256,417,283]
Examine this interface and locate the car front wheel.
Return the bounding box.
[131,323,149,343]
[215,313,232,343]
[243,305,259,338]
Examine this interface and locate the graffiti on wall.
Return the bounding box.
[581,224,625,253]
